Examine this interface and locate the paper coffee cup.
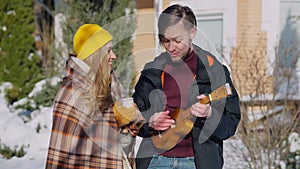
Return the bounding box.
[120,97,134,108]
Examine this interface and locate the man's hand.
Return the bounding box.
[149,111,175,130]
[190,94,212,118]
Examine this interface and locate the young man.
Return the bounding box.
[133,4,241,169]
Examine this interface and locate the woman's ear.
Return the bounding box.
[190,27,197,40]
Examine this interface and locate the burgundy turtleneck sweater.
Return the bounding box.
[161,50,198,157]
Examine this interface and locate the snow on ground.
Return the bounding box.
[0,81,54,169]
[0,101,51,169]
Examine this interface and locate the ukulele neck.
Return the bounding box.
[178,83,232,120]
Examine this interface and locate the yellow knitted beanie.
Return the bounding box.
[73,24,112,60]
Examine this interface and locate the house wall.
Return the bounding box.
[132,0,170,75]
[132,8,156,75]
[232,0,274,95]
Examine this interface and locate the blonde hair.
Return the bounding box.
[84,43,113,112]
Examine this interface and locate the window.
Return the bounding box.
[279,0,300,68]
[194,13,223,55]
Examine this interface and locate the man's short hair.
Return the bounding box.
[158,4,197,43]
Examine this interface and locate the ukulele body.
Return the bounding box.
[152,108,194,150]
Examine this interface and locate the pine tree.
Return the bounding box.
[0,0,43,103]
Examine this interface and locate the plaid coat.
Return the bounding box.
[46,57,124,169]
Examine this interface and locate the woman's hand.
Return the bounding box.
[113,101,137,126]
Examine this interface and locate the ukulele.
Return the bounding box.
[151,83,232,150]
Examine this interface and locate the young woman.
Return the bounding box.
[46,24,134,169]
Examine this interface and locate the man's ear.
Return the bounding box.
[190,27,197,39]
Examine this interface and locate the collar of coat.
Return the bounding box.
[140,44,219,88]
[64,57,95,92]
[72,57,91,73]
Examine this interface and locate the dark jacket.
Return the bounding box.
[133,45,241,169]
